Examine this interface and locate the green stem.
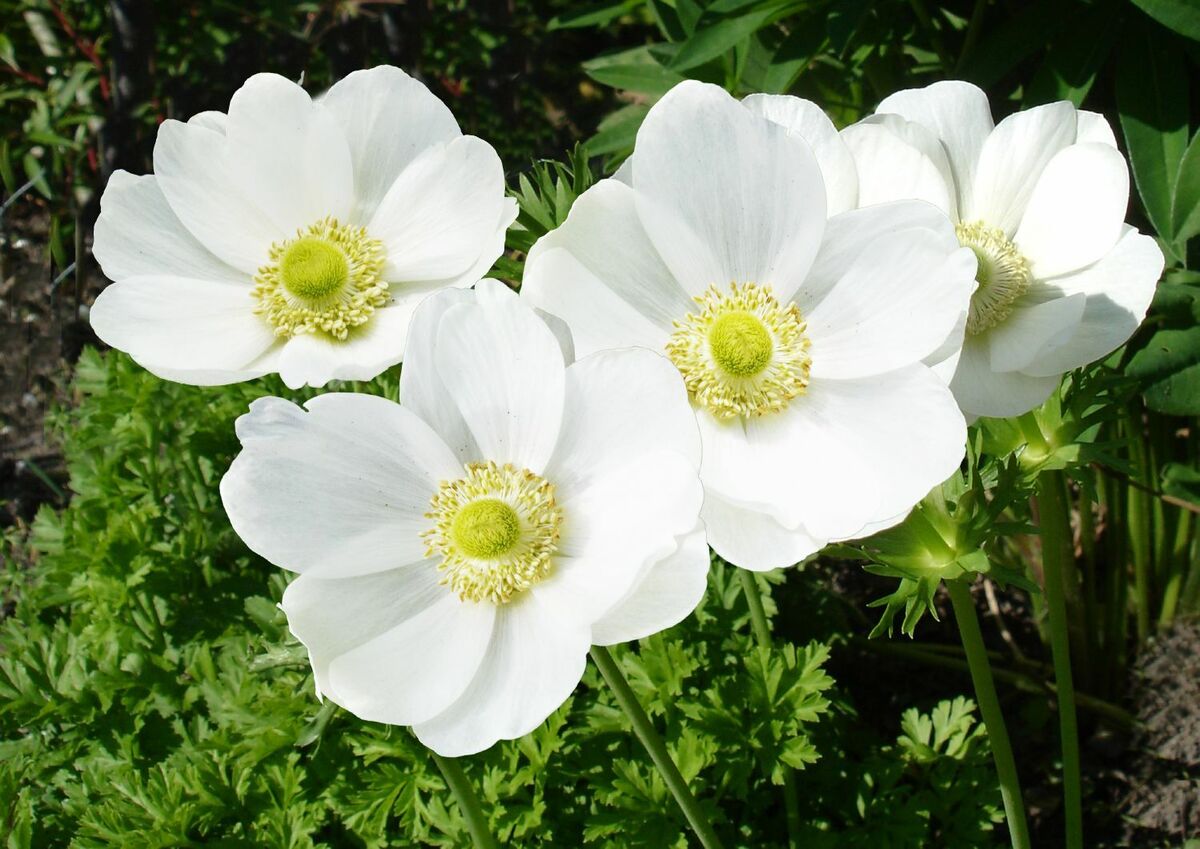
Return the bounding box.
[1036,471,1083,849]
[738,571,803,849]
[1125,408,1153,644]
[946,580,1032,849]
[590,646,725,849]
[428,751,500,849]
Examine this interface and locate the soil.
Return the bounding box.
[0,201,98,529]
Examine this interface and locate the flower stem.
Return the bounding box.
[1036,470,1084,849]
[428,750,500,849]
[590,645,725,849]
[738,570,803,849]
[946,579,1032,849]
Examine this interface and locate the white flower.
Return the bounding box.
[219,280,708,756]
[522,81,973,572]
[90,66,517,389]
[841,80,1165,418]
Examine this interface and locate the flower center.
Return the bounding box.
[423,461,563,605]
[955,220,1032,336]
[450,498,522,559]
[252,217,387,340]
[665,282,811,420]
[708,311,774,377]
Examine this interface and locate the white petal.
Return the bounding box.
[590,524,710,644]
[369,136,508,283]
[220,394,461,578]
[274,292,432,389]
[153,119,279,273]
[320,66,462,223]
[803,369,966,525]
[924,310,968,385]
[633,81,826,300]
[434,291,566,471]
[702,493,825,572]
[89,275,278,378]
[224,73,355,233]
[987,293,1086,373]
[949,335,1061,418]
[801,204,976,378]
[282,565,495,725]
[1019,228,1163,377]
[520,246,673,358]
[523,178,692,350]
[544,347,700,496]
[412,594,590,757]
[1014,142,1129,278]
[742,93,859,215]
[968,101,1077,233]
[876,80,994,207]
[93,171,246,283]
[841,115,957,218]
[396,197,517,293]
[188,110,227,134]
[533,450,704,627]
[1075,110,1117,147]
[696,404,877,539]
[398,287,480,461]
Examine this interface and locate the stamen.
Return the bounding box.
[423,461,563,605]
[666,283,811,420]
[955,221,1032,335]
[253,217,387,340]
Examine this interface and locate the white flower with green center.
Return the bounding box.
[839,80,1165,418]
[522,81,975,572]
[89,66,517,388]
[220,280,708,756]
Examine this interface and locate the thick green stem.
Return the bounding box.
[429,751,500,849]
[590,646,725,849]
[1036,471,1084,849]
[738,570,803,849]
[946,580,1032,849]
[1126,409,1153,644]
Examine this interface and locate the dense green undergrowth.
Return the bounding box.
[1,349,1001,847]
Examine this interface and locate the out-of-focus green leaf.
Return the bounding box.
[1171,130,1200,244]
[584,50,687,95]
[1127,326,1200,414]
[1024,0,1120,106]
[585,102,650,157]
[759,14,825,93]
[960,0,1069,89]
[827,0,872,56]
[669,7,776,71]
[1131,0,1200,41]
[548,0,640,30]
[1117,27,1189,256]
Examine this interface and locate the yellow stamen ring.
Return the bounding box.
[666,282,811,420]
[423,461,563,605]
[252,217,387,340]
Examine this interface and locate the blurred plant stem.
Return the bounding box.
[590,645,726,849]
[739,570,803,849]
[1035,470,1083,849]
[946,579,1032,849]
[428,750,500,849]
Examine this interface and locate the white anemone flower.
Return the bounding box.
[220,280,708,756]
[841,80,1165,418]
[522,81,975,572]
[90,66,517,388]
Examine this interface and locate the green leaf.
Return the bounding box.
[584,102,650,157]
[960,0,1069,89]
[584,60,686,95]
[1127,326,1200,414]
[1131,0,1200,41]
[669,8,776,71]
[548,0,639,30]
[1117,26,1190,254]
[1171,129,1200,244]
[1024,0,1120,106]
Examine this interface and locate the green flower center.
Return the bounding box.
[666,283,811,420]
[709,311,774,377]
[956,221,1032,336]
[280,237,350,300]
[423,462,563,605]
[252,217,388,341]
[450,498,522,559]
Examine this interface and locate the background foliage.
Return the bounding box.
[3,0,1200,846]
